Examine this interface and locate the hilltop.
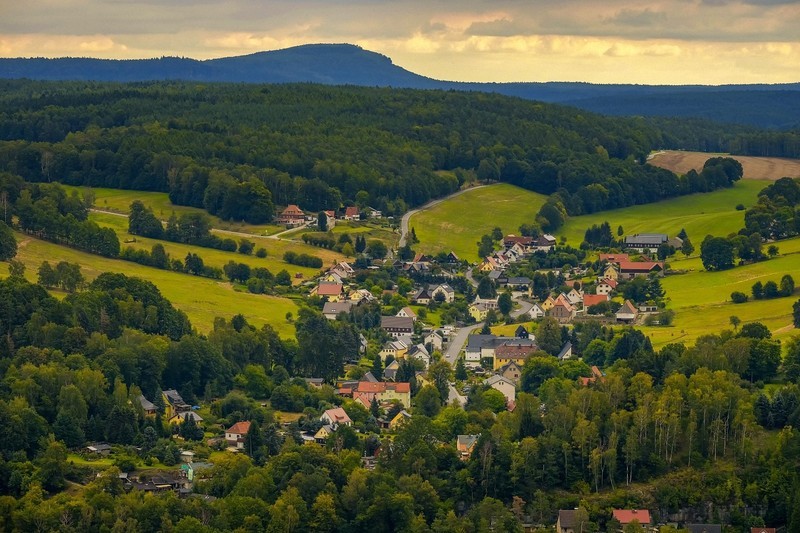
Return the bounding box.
[1,43,799,128]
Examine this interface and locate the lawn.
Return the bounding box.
[642,242,800,347]
[89,212,343,281]
[62,185,284,235]
[285,220,400,249]
[2,232,300,337]
[409,184,549,263]
[557,180,768,246]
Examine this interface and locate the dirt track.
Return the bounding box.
[649,151,800,181]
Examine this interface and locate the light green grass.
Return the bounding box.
[284,220,400,248]
[410,184,549,263]
[89,212,342,282]
[63,185,284,235]
[2,232,299,337]
[643,243,800,347]
[558,180,767,245]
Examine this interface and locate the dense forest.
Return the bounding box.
[0,81,796,226]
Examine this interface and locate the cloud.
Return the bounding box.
[605,8,668,27]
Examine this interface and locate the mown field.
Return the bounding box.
[62,185,284,235]
[1,232,300,337]
[649,150,800,181]
[642,241,800,347]
[558,179,767,245]
[409,184,548,262]
[282,219,400,249]
[90,212,343,281]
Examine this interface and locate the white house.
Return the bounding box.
[225,421,251,450]
[484,374,516,405]
[320,407,352,427]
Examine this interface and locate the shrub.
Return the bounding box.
[731,291,749,304]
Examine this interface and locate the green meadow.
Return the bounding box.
[89,212,344,280]
[62,185,284,235]
[409,184,549,262]
[2,232,300,337]
[643,243,800,347]
[558,180,767,245]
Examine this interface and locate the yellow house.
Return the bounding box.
[478,257,498,272]
[540,296,555,311]
[314,425,335,444]
[169,411,203,426]
[379,340,408,362]
[469,303,490,321]
[603,264,619,281]
[389,410,412,430]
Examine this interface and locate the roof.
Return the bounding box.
[515,325,528,336]
[624,233,668,245]
[381,316,414,330]
[599,253,630,262]
[618,261,664,272]
[506,276,531,285]
[485,374,515,387]
[398,306,417,318]
[361,371,378,383]
[280,204,304,216]
[612,509,651,525]
[457,434,480,450]
[322,301,353,315]
[227,421,251,435]
[495,342,538,359]
[617,300,638,316]
[344,206,359,217]
[557,341,573,359]
[317,283,344,296]
[558,510,579,529]
[598,278,618,288]
[137,394,156,411]
[322,407,352,425]
[583,294,609,307]
[503,235,534,246]
[553,294,575,312]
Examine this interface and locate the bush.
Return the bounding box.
[256,247,267,258]
[731,291,749,304]
[283,251,323,268]
[735,203,746,211]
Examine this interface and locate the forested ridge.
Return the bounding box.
[0,80,795,225]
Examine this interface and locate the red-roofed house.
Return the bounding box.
[596,278,618,295]
[503,235,534,250]
[612,509,651,529]
[583,293,609,311]
[550,294,575,323]
[321,407,352,427]
[580,366,605,386]
[343,206,360,221]
[276,204,306,226]
[226,421,251,450]
[314,283,344,301]
[352,382,411,407]
[599,253,630,263]
[617,261,665,279]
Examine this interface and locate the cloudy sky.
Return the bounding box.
[1,0,798,84]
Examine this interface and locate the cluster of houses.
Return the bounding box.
[557,508,753,533]
[134,389,203,426]
[478,234,557,272]
[275,204,383,227]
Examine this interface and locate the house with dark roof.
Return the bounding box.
[557,509,587,533]
[381,316,414,338]
[534,234,557,252]
[498,360,523,384]
[624,233,669,252]
[515,325,529,339]
[456,434,480,460]
[616,300,639,323]
[557,341,573,360]
[687,525,721,533]
[137,395,157,416]
[322,300,354,320]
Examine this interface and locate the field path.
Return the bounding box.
[399,185,488,248]
[649,151,800,181]
[90,207,297,241]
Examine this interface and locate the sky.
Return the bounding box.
[1,0,798,84]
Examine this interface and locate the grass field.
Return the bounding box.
[62,185,284,235]
[409,184,548,262]
[642,243,800,347]
[649,151,800,181]
[558,180,767,246]
[1,232,300,337]
[89,212,343,282]
[283,220,400,249]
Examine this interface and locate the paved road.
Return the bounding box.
[398,185,487,248]
[444,297,533,364]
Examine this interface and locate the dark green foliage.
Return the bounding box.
[283,251,323,268]
[128,200,164,238]
[731,291,748,304]
[0,220,16,260]
[700,235,735,271]
[583,221,613,247]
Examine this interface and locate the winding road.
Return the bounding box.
[398,185,487,248]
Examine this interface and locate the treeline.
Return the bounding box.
[743,177,800,239]
[0,81,791,226]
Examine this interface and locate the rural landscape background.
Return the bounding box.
[0,32,799,533]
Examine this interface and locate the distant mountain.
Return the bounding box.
[2,43,799,129]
